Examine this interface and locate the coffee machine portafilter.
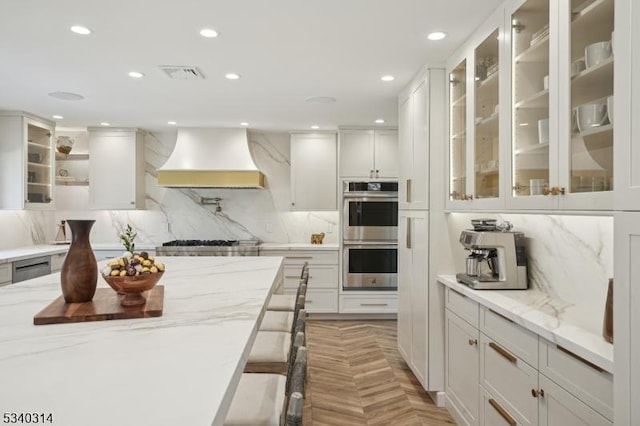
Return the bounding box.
[456,229,528,290]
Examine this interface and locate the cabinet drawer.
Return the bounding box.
[283,288,337,313]
[284,265,337,290]
[0,263,12,285]
[50,252,66,272]
[446,288,479,327]
[265,250,339,265]
[538,340,613,421]
[480,386,520,426]
[480,307,538,367]
[480,333,538,426]
[339,295,397,313]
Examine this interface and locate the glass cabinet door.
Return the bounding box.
[511,0,551,198]
[449,60,467,201]
[26,122,53,205]
[569,0,614,194]
[474,29,500,199]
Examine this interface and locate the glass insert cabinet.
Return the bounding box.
[447,0,615,210]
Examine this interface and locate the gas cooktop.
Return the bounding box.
[156,239,260,256]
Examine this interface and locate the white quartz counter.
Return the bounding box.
[438,275,613,374]
[0,256,284,426]
[260,242,338,251]
[0,245,69,264]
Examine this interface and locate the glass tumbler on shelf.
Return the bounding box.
[56,136,74,155]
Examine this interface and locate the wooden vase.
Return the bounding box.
[60,220,98,303]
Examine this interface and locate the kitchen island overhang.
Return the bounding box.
[0,256,284,426]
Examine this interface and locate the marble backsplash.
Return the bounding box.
[0,129,338,250]
[445,213,613,335]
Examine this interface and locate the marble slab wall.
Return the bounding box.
[445,213,613,335]
[0,129,338,249]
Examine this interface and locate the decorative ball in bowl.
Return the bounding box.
[100,252,165,307]
[102,272,164,307]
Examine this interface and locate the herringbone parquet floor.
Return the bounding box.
[303,320,456,426]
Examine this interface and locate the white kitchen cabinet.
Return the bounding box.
[0,112,55,210]
[338,129,398,178]
[54,129,90,210]
[261,248,339,314]
[446,7,506,211]
[398,69,443,210]
[290,133,336,210]
[538,375,612,426]
[50,252,66,273]
[614,0,639,210]
[445,309,480,426]
[397,210,429,386]
[89,128,145,210]
[0,263,12,287]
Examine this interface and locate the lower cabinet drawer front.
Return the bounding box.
[267,250,339,265]
[480,386,519,426]
[339,295,397,313]
[480,307,538,367]
[283,265,337,290]
[538,340,613,421]
[446,288,479,328]
[539,375,612,426]
[305,290,338,313]
[50,253,66,272]
[480,334,537,426]
[0,263,12,285]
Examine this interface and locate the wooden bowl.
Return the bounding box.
[102,272,164,307]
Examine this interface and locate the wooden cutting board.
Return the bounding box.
[33,286,164,325]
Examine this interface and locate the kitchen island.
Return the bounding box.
[0,256,283,426]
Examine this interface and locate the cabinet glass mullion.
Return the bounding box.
[512,0,551,198]
[474,29,500,199]
[569,0,614,194]
[449,60,467,200]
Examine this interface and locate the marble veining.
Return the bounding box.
[0,256,283,426]
[438,275,613,373]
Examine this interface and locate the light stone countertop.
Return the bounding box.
[259,242,339,251]
[438,274,613,374]
[0,245,70,264]
[0,256,284,426]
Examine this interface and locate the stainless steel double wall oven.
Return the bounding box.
[342,181,398,290]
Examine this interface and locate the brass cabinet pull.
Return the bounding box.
[531,388,545,398]
[285,275,300,279]
[468,339,478,346]
[360,303,388,306]
[406,217,412,249]
[488,398,517,426]
[544,186,566,196]
[557,345,604,372]
[406,178,412,203]
[489,341,517,364]
[287,256,313,259]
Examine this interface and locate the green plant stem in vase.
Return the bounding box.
[120,224,137,253]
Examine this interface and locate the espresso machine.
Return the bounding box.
[455,229,528,290]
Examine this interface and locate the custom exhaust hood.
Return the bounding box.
[157,128,265,188]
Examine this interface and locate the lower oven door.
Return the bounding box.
[343,244,397,290]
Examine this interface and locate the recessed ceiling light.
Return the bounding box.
[240,122,249,126]
[310,125,320,130]
[52,115,64,120]
[427,31,447,41]
[168,121,177,125]
[100,122,111,126]
[381,75,395,82]
[375,119,385,124]
[70,25,91,35]
[128,71,145,79]
[48,91,84,101]
[225,73,241,80]
[200,28,219,38]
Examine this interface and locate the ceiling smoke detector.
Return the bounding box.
[158,65,205,80]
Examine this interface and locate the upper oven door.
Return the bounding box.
[343,196,398,242]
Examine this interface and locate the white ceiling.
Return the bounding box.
[0,0,502,132]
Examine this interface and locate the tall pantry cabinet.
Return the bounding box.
[397,68,447,394]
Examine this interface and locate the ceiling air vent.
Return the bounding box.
[158,65,205,80]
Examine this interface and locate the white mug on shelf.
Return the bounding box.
[585,41,612,68]
[529,179,547,196]
[607,96,614,125]
[538,118,550,144]
[577,101,608,133]
[543,75,549,90]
